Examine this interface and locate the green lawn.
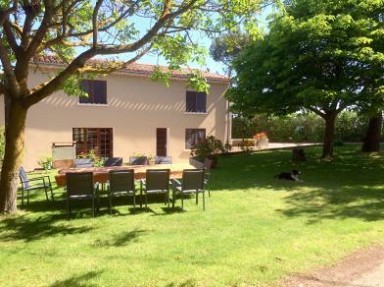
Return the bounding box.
[1,145,384,287]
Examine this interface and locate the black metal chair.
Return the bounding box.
[19,166,54,206]
[172,169,206,210]
[108,169,136,213]
[140,169,170,211]
[66,172,99,218]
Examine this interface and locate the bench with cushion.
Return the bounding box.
[73,158,93,168]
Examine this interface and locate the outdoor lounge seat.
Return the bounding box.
[73,158,93,168]
[129,156,148,165]
[108,169,136,213]
[154,156,172,164]
[140,169,170,211]
[104,157,123,167]
[19,166,54,206]
[66,172,99,218]
[172,169,206,211]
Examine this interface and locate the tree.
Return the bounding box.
[0,0,268,214]
[210,33,254,75]
[227,0,384,158]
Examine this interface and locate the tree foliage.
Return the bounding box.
[210,33,254,74]
[0,0,269,213]
[228,0,384,158]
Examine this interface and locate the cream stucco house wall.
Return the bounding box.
[0,57,230,170]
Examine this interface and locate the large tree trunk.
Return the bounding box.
[0,100,28,213]
[361,113,382,152]
[321,112,337,158]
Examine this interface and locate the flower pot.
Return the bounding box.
[256,138,269,149]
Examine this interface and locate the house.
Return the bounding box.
[0,56,230,170]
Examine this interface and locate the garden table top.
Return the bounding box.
[55,163,194,187]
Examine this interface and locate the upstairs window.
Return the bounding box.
[79,80,107,104]
[186,91,206,113]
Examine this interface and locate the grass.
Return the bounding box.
[1,145,384,286]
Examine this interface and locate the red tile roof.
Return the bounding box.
[32,55,229,84]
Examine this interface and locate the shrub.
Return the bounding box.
[190,136,225,161]
[79,149,105,167]
[231,111,369,143]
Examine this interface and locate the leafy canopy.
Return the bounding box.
[228,0,384,119]
[0,0,268,101]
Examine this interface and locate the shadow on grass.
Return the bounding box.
[50,271,101,287]
[209,145,384,223]
[279,185,384,223]
[92,228,150,247]
[0,214,95,242]
[165,279,197,287]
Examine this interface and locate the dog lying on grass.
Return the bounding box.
[274,169,303,182]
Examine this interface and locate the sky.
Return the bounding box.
[133,6,274,76]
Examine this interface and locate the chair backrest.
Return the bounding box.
[66,172,94,196]
[145,169,170,191]
[19,166,30,189]
[109,169,135,192]
[182,169,205,191]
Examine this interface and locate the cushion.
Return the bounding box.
[74,158,93,168]
[104,157,123,167]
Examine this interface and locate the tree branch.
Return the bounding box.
[0,44,19,97]
[24,48,97,107]
[25,0,53,59]
[92,0,104,48]
[0,1,17,25]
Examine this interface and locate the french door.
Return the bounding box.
[73,128,113,158]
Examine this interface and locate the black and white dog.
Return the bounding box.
[274,169,303,182]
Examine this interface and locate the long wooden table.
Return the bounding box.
[55,163,194,187]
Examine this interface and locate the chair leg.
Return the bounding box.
[50,185,54,202]
[196,190,199,205]
[165,192,170,208]
[203,191,206,211]
[108,193,112,214]
[145,192,148,211]
[44,186,49,202]
[67,199,71,219]
[139,182,143,208]
[172,189,175,208]
[133,193,136,213]
[21,189,25,207]
[92,198,95,217]
[181,192,184,210]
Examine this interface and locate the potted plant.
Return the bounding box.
[190,136,225,168]
[253,132,269,149]
[37,154,53,172]
[147,155,156,165]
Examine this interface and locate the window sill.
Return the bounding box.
[77,103,109,107]
[184,112,208,115]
